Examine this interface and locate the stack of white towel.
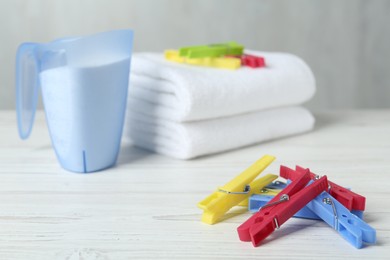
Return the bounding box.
[124,50,316,159]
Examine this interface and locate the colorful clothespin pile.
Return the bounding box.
[164,42,266,70]
[197,155,377,249]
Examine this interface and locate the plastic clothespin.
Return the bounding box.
[249,192,364,219]
[307,191,376,248]
[237,170,329,246]
[228,54,266,68]
[179,42,244,58]
[164,50,241,70]
[241,54,266,68]
[280,165,366,211]
[164,50,185,63]
[197,155,277,225]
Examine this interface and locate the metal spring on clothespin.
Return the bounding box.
[323,197,338,230]
[258,194,290,212]
[218,184,251,194]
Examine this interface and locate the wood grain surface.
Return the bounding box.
[0,110,389,259]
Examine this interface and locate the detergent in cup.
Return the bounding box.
[16,30,133,173]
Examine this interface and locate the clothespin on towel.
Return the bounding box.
[241,54,266,68]
[227,53,266,68]
[179,42,244,58]
[237,170,329,246]
[165,50,241,70]
[197,155,277,225]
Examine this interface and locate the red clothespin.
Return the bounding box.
[240,54,266,68]
[237,170,328,246]
[280,165,366,211]
[225,54,266,68]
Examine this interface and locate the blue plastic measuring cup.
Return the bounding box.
[16,30,133,173]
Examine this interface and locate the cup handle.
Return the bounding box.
[15,43,41,139]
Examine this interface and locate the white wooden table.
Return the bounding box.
[0,110,389,259]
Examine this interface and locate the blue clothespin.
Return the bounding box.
[306,191,376,249]
[249,193,364,219]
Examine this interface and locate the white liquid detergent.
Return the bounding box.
[40,57,130,172]
[15,30,133,173]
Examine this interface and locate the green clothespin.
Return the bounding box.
[179,42,244,58]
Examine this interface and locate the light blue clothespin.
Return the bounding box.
[306,191,376,249]
[249,194,364,219]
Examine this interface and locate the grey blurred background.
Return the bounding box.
[0,0,389,110]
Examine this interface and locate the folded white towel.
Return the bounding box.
[125,106,315,160]
[129,50,315,122]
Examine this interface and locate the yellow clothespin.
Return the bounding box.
[197,155,277,225]
[164,50,241,70]
[165,50,185,63]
